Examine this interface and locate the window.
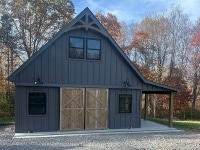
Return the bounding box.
[69,37,84,59]
[119,94,132,113]
[87,39,100,60]
[28,92,46,115]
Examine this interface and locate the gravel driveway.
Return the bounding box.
[0,125,200,150]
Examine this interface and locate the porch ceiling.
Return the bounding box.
[142,91,174,94]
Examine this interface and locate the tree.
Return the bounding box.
[0,61,6,99]
[0,0,75,61]
[95,12,126,47]
[129,6,191,82]
[129,15,171,83]
[0,14,12,43]
[128,8,192,118]
[134,62,156,82]
[142,16,171,82]
[0,14,16,75]
[0,14,18,101]
[187,32,200,111]
[156,74,191,119]
[166,6,191,77]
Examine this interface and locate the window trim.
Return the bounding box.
[28,92,47,116]
[69,36,84,59]
[118,94,132,113]
[86,38,101,60]
[68,37,101,60]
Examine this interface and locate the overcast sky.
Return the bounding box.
[72,0,200,24]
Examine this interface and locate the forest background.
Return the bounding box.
[0,0,200,120]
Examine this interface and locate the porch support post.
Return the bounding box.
[144,94,148,120]
[168,92,174,127]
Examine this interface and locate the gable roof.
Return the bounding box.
[7,7,180,93]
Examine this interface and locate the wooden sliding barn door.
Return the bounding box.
[60,88,84,130]
[60,88,108,130]
[85,89,108,130]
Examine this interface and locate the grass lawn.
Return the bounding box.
[148,118,200,130]
[0,117,14,125]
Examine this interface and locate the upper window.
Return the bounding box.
[69,37,101,60]
[69,37,84,59]
[87,39,101,60]
[119,94,132,113]
[28,92,46,115]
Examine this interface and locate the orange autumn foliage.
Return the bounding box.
[190,33,200,48]
[157,76,191,118]
[134,62,157,82]
[0,72,6,98]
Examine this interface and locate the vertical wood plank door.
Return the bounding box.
[85,89,108,130]
[60,88,84,130]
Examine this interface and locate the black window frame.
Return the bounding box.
[118,94,132,113]
[86,38,101,60]
[28,92,47,116]
[69,37,84,59]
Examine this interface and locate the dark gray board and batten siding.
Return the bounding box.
[15,87,60,132]
[109,89,141,129]
[15,29,143,87]
[14,28,143,132]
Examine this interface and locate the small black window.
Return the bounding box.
[119,94,132,113]
[69,37,84,59]
[87,39,100,60]
[28,92,46,115]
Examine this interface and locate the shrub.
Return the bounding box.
[179,109,200,120]
[0,97,14,118]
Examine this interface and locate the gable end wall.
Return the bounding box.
[15,29,143,88]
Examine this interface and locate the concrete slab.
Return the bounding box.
[141,119,170,128]
[14,120,183,139]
